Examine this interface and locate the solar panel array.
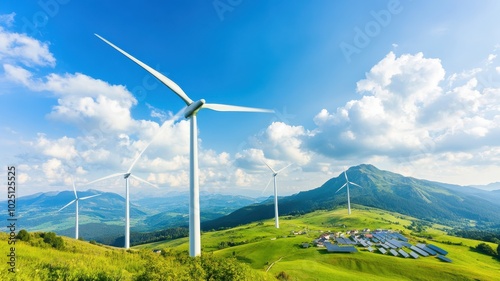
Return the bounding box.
[320,230,450,263]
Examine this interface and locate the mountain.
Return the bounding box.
[0,190,262,242]
[202,164,500,230]
[472,182,500,191]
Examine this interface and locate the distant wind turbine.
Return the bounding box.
[58,179,101,239]
[263,162,292,229]
[336,170,363,215]
[95,33,274,257]
[83,114,181,249]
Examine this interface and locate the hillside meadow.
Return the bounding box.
[0,232,273,280]
[137,206,500,280]
[1,206,499,280]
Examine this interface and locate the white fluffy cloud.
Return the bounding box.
[0,25,55,67]
[309,51,500,161]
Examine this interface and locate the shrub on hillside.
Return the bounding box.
[41,232,65,250]
[16,229,30,241]
[473,243,496,257]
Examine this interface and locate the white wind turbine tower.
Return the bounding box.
[263,162,292,229]
[336,170,363,215]
[58,179,101,239]
[95,34,273,257]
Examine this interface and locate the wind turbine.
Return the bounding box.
[263,162,292,229]
[95,33,273,257]
[336,170,362,215]
[58,179,101,239]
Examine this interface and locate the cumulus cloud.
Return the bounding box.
[0,25,55,67]
[308,51,500,164]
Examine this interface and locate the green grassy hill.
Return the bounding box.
[0,232,273,281]
[2,206,499,280]
[138,206,500,281]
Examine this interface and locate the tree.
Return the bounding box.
[16,229,30,241]
[497,244,500,258]
[43,232,65,250]
[475,243,496,257]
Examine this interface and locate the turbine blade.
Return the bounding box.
[344,171,349,182]
[203,103,274,113]
[262,161,277,174]
[127,107,185,173]
[336,183,347,193]
[349,182,362,188]
[276,163,293,174]
[94,34,193,105]
[58,199,76,212]
[80,194,102,200]
[130,174,158,188]
[84,173,124,186]
[72,178,77,199]
[261,177,274,195]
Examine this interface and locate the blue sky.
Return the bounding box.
[1,1,500,197]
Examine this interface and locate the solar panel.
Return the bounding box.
[367,246,374,252]
[378,248,387,254]
[389,249,399,256]
[409,251,419,259]
[393,233,409,242]
[410,246,429,257]
[401,242,413,248]
[325,242,358,253]
[398,249,409,258]
[380,243,390,249]
[388,239,403,248]
[436,255,452,263]
[385,242,398,249]
[427,244,448,255]
[416,243,437,255]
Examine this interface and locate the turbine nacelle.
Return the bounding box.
[124,173,131,179]
[184,99,206,118]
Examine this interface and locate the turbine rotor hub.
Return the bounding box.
[124,173,131,179]
[184,99,206,118]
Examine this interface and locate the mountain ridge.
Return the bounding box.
[202,164,500,230]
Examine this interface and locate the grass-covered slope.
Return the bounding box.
[141,207,500,281]
[0,232,273,281]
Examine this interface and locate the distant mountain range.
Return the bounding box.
[471,182,500,191]
[3,164,500,245]
[0,190,262,242]
[202,164,500,230]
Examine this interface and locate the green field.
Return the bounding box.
[136,206,500,280]
[1,206,499,280]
